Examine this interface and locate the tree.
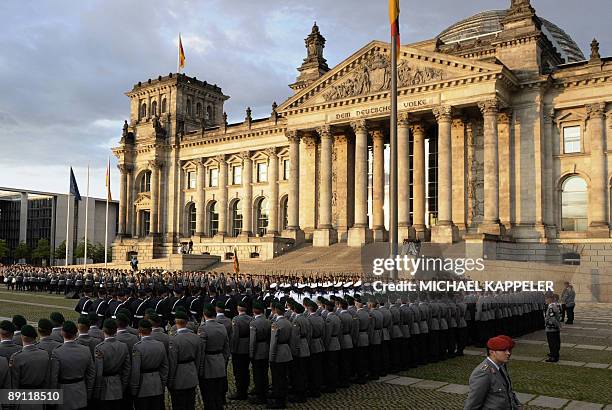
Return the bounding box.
[74,239,94,260]
[32,239,51,265]
[91,243,105,263]
[14,241,31,262]
[54,240,67,260]
[0,239,7,260]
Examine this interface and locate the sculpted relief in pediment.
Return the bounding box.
[322,52,445,102]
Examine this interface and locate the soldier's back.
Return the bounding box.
[131,337,168,398]
[51,341,95,410]
[0,340,21,360]
[168,329,201,390]
[116,329,139,352]
[10,345,50,389]
[36,337,62,357]
[94,338,130,401]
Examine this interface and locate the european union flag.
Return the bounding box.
[70,167,82,201]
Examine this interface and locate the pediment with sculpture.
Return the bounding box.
[322,51,445,102]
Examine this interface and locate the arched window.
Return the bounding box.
[188,203,196,236]
[256,198,269,236]
[139,171,152,193]
[186,99,192,116]
[140,103,147,119]
[161,98,167,114]
[208,201,218,236]
[151,101,157,117]
[232,200,242,237]
[280,195,288,231]
[206,105,213,122]
[196,102,203,118]
[561,176,588,232]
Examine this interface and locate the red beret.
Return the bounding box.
[498,335,515,350]
[487,336,512,351]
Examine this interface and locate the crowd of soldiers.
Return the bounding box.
[0,264,548,409]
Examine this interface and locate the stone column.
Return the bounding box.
[397,112,412,241]
[586,102,609,236]
[314,125,338,246]
[284,131,305,242]
[215,154,228,237]
[371,129,387,242]
[542,110,556,237]
[432,105,458,243]
[411,122,429,239]
[117,165,128,236]
[195,159,206,236]
[149,160,161,234]
[348,119,373,246]
[478,99,503,235]
[266,148,279,236]
[125,167,133,236]
[135,210,141,237]
[451,118,467,234]
[240,152,253,237]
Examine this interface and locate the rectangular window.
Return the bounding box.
[209,168,218,187]
[283,159,289,180]
[257,162,268,183]
[563,126,581,154]
[232,165,242,185]
[187,171,196,189]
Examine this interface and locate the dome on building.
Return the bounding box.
[437,9,585,63]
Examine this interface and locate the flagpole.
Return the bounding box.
[390,5,399,280]
[104,157,110,268]
[84,164,90,271]
[177,33,181,74]
[65,167,71,267]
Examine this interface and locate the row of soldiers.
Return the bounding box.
[0,285,547,410]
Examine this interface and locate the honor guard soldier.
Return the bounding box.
[0,356,8,389]
[289,301,311,403]
[368,296,383,380]
[168,311,202,410]
[169,287,187,326]
[464,336,521,410]
[0,321,21,360]
[544,294,561,362]
[87,312,105,340]
[268,302,293,409]
[337,298,354,387]
[36,318,62,357]
[131,290,150,328]
[11,315,26,346]
[93,319,131,407]
[8,325,51,393]
[50,321,96,410]
[92,289,110,327]
[198,304,230,410]
[323,300,341,393]
[131,319,168,410]
[75,288,93,316]
[115,313,139,353]
[77,316,101,358]
[215,301,233,337]
[379,297,392,376]
[49,312,65,343]
[148,312,169,353]
[353,295,371,385]
[249,300,271,405]
[229,301,252,401]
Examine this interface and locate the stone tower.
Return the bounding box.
[289,22,330,92]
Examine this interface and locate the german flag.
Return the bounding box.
[389,0,400,60]
[178,33,185,71]
[233,248,240,274]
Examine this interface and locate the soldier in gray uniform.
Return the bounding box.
[130,319,168,410]
[368,296,383,380]
[289,300,310,402]
[198,304,230,410]
[268,302,293,409]
[305,299,325,396]
[50,321,96,410]
[464,336,521,410]
[168,311,202,410]
[11,315,27,346]
[77,316,101,358]
[49,312,65,343]
[93,319,131,407]
[115,313,139,353]
[249,300,270,405]
[353,295,371,384]
[147,312,169,353]
[0,356,8,389]
[322,300,340,393]
[36,318,62,357]
[0,320,21,360]
[229,301,252,401]
[560,282,576,324]
[8,324,51,404]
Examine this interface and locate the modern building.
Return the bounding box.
[0,187,118,265]
[112,0,612,270]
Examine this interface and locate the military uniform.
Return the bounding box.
[93,337,131,405]
[77,333,102,358]
[198,318,230,410]
[150,327,169,352]
[0,356,8,388]
[465,357,521,410]
[168,327,202,410]
[36,336,62,357]
[116,328,139,353]
[269,314,293,408]
[50,340,96,410]
[229,312,252,400]
[354,306,371,384]
[9,344,51,410]
[0,339,21,360]
[130,335,168,410]
[249,312,271,404]
[323,309,341,392]
[306,308,325,395]
[289,309,311,402]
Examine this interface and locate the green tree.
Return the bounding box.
[0,239,7,259]
[14,241,31,262]
[91,243,105,263]
[32,239,51,265]
[54,240,67,260]
[74,239,94,260]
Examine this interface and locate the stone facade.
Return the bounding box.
[112,0,612,269]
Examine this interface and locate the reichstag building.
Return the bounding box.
[112,0,612,276]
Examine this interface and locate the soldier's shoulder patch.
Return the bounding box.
[95,350,104,359]
[480,363,489,371]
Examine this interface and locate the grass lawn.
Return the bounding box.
[0,290,77,308]
[401,355,612,404]
[0,301,79,323]
[510,343,612,364]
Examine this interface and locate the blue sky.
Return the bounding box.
[0,0,609,198]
